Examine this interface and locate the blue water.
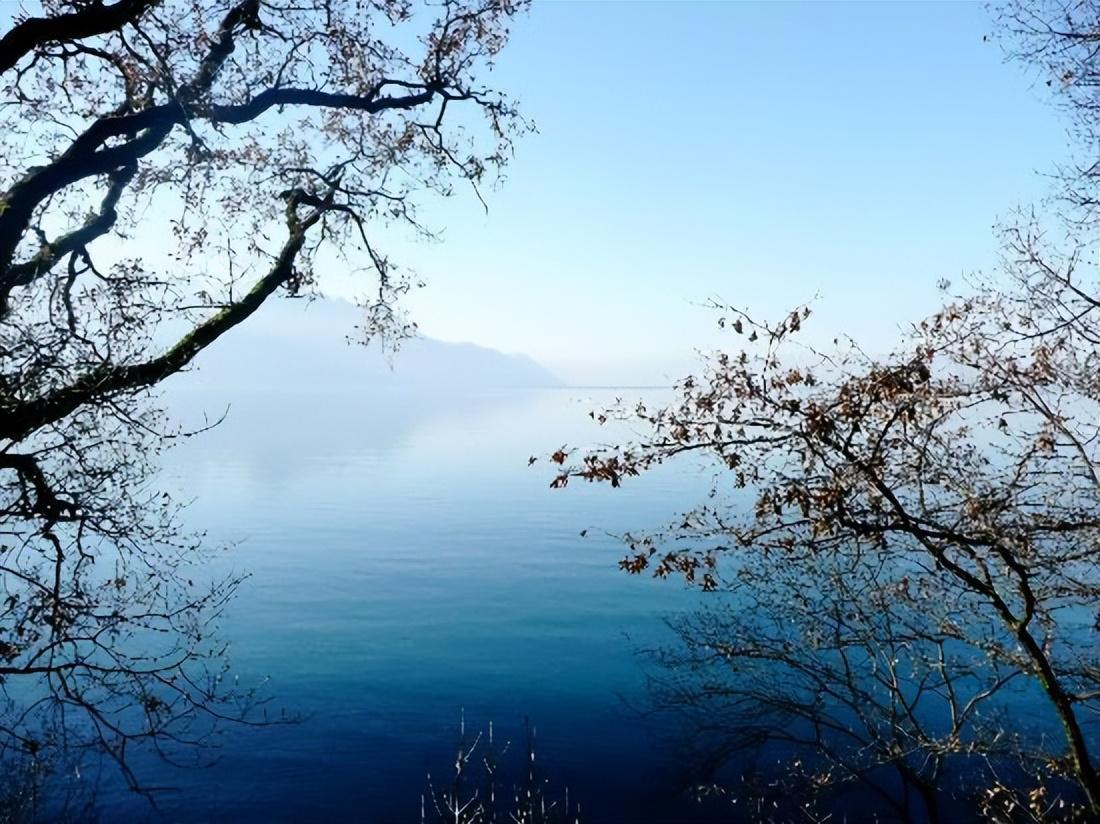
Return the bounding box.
[95,387,723,822]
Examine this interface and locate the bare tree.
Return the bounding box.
[640,534,1069,822]
[0,0,526,797]
[547,1,1100,818]
[551,255,1100,819]
[994,0,1100,227]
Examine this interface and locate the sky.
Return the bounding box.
[0,1,1073,387]
[322,1,1072,386]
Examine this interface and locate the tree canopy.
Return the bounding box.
[0,0,525,795]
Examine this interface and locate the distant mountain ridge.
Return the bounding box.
[176,297,561,390]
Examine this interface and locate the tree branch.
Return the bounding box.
[0,0,158,76]
[0,191,329,442]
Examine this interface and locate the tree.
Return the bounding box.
[640,522,1065,822]
[549,1,1100,817]
[0,0,526,796]
[552,281,1100,818]
[994,0,1099,229]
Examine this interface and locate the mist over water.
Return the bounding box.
[89,384,724,823]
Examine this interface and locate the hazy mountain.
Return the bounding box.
[170,297,561,392]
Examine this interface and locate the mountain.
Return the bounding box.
[170,297,561,391]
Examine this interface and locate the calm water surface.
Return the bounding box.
[97,387,722,823]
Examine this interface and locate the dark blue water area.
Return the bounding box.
[55,385,1100,823]
[90,387,744,823]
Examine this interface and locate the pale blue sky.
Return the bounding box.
[337,1,1070,385]
[1,1,1071,385]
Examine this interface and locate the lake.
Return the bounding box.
[91,386,723,823]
